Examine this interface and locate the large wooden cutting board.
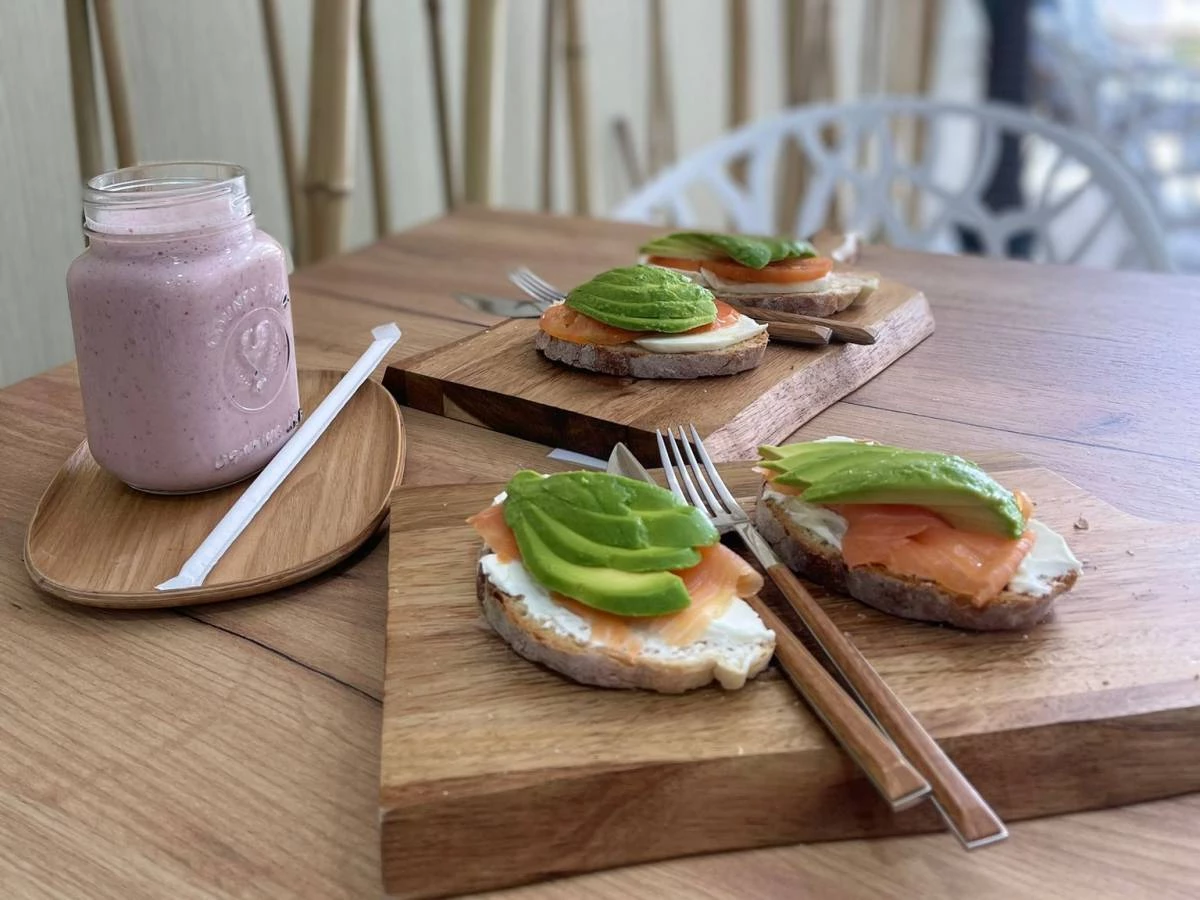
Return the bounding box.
[380,456,1200,899]
[384,277,933,463]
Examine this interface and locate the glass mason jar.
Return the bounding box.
[66,162,301,494]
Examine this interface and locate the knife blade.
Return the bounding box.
[454,292,547,318]
[606,443,655,481]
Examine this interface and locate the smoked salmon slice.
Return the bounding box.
[466,504,521,563]
[645,543,763,645]
[556,595,644,654]
[835,503,1035,606]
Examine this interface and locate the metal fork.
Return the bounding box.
[657,425,1009,849]
[507,267,562,308]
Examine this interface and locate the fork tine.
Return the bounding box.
[509,267,566,304]
[507,268,561,305]
[655,429,687,503]
[678,427,726,514]
[522,268,565,298]
[665,427,712,515]
[508,274,552,305]
[689,424,748,518]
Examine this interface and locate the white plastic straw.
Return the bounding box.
[157,322,402,591]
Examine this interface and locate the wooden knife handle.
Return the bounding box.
[766,562,1008,848]
[764,321,832,345]
[731,301,877,345]
[742,595,929,811]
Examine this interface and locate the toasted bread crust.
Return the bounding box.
[533,329,767,379]
[709,273,879,317]
[753,490,1078,631]
[477,563,774,693]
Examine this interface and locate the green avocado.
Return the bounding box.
[639,232,818,269]
[509,505,701,573]
[771,447,937,489]
[759,441,1026,538]
[566,266,717,333]
[505,521,693,616]
[502,470,719,615]
[759,442,900,473]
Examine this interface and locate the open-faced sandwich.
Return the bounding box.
[535,266,768,378]
[753,438,1083,630]
[639,231,879,317]
[468,470,776,692]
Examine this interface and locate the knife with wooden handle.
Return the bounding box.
[724,300,877,345]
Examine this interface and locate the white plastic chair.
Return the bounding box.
[613,97,1171,272]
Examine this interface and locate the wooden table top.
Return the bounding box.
[2,207,1197,899]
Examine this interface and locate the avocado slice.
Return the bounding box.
[510,504,701,573]
[536,470,678,513]
[800,457,1026,538]
[758,438,865,460]
[522,493,649,548]
[511,517,692,616]
[771,446,920,488]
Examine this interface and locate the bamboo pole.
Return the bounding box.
[93,0,136,167]
[906,0,941,226]
[778,0,806,234]
[64,0,104,181]
[728,0,750,128]
[563,0,590,214]
[779,0,834,234]
[425,0,456,210]
[538,0,558,211]
[918,0,941,95]
[613,117,644,192]
[259,0,306,263]
[304,0,360,261]
[727,0,750,184]
[859,0,883,96]
[463,0,505,205]
[646,0,675,175]
[360,0,391,236]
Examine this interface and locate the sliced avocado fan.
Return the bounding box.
[759,440,1026,538]
[502,471,719,616]
[566,266,717,333]
[639,232,818,269]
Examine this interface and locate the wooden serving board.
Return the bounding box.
[384,277,933,463]
[380,457,1200,899]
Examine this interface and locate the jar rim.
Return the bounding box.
[83,162,252,236]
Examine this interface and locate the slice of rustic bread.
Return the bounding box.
[704,271,880,317]
[533,329,768,379]
[753,489,1078,631]
[477,562,775,693]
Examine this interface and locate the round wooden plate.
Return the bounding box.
[24,369,405,609]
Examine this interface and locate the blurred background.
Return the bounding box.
[2,0,1198,386]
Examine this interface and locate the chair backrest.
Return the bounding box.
[613,97,1172,272]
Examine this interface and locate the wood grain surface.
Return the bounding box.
[380,461,1200,898]
[2,209,1199,899]
[387,277,933,463]
[24,370,404,608]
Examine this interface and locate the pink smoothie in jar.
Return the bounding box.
[66,162,301,493]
